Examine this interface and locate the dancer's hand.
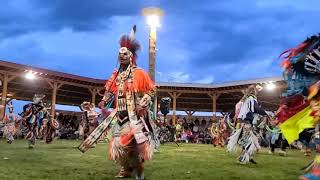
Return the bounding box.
[99,92,113,109]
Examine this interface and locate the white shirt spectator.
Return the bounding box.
[193,126,199,133]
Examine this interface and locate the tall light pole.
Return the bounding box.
[142,7,164,81]
[142,7,164,124]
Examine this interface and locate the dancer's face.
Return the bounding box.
[118,47,131,65]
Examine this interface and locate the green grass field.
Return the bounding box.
[0,140,313,180]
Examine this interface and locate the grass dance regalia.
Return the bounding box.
[227,85,268,164]
[210,119,227,147]
[78,25,155,180]
[275,35,320,180]
[3,100,19,144]
[20,94,59,148]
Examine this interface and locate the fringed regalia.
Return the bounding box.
[227,85,266,164]
[37,105,58,143]
[210,121,226,147]
[107,65,155,179]
[274,35,320,180]
[41,108,59,144]
[79,25,155,180]
[20,95,45,148]
[79,102,98,140]
[20,94,59,147]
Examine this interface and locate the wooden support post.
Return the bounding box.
[51,82,58,117]
[168,91,182,125]
[89,88,98,105]
[208,92,220,120]
[48,81,64,117]
[1,74,8,120]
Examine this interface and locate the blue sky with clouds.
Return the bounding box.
[1,0,320,84]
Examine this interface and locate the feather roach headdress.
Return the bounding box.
[276,35,320,123]
[280,34,320,75]
[119,25,141,66]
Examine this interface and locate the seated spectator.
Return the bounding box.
[182,117,189,130]
[201,118,207,126]
[191,120,199,143]
[198,131,205,144]
[194,118,200,126]
[186,129,193,143]
[189,120,194,130]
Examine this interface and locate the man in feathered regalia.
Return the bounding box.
[227,85,268,164]
[20,94,59,147]
[210,118,227,147]
[20,94,45,148]
[275,34,320,180]
[94,25,155,179]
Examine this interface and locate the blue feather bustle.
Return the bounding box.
[280,35,320,98]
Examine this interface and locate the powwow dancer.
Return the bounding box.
[211,118,227,147]
[3,101,19,144]
[79,101,98,140]
[302,82,320,179]
[219,118,228,143]
[268,125,288,156]
[20,94,45,148]
[274,34,320,180]
[175,119,183,142]
[227,85,268,164]
[233,96,246,129]
[210,122,224,147]
[20,94,59,148]
[42,107,59,144]
[79,25,155,180]
[36,103,58,143]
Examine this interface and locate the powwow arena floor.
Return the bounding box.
[0,140,312,180]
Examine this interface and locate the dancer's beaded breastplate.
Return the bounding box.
[116,66,132,124]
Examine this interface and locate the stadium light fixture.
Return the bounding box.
[142,7,164,81]
[142,7,164,31]
[266,82,276,91]
[25,71,36,80]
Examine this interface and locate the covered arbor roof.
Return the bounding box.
[0,60,286,113]
[157,77,286,113]
[0,60,105,106]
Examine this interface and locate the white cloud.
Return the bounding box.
[194,76,215,84]
[159,71,190,83]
